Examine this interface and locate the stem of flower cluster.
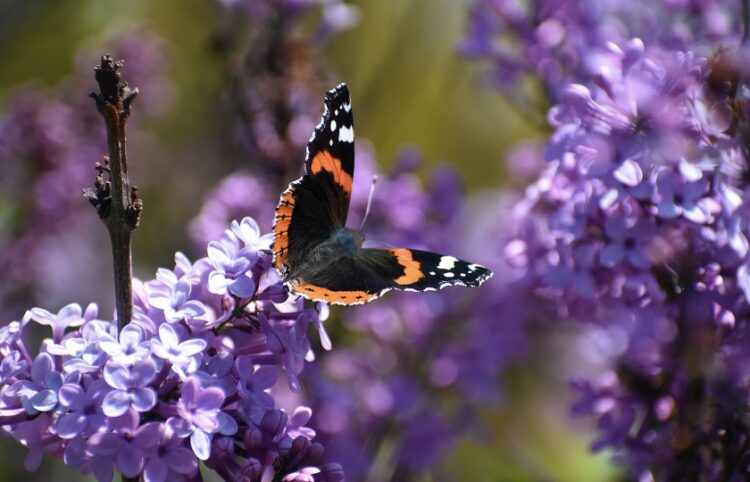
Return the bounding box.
[86,55,142,334]
[86,55,142,482]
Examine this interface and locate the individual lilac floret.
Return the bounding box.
[28,303,89,342]
[148,279,207,323]
[143,419,199,482]
[230,217,274,252]
[207,231,258,298]
[55,380,109,439]
[61,341,108,374]
[88,415,161,480]
[600,210,655,269]
[286,406,316,440]
[9,352,63,414]
[654,168,715,223]
[235,356,277,411]
[102,358,158,416]
[176,377,227,460]
[150,323,206,375]
[98,323,150,365]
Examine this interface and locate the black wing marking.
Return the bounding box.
[304,83,354,225]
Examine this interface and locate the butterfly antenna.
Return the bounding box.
[359,175,378,232]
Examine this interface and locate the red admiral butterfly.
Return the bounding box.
[272,84,493,305]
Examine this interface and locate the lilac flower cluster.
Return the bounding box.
[461,0,744,107]
[473,0,750,477]
[0,28,173,321]
[0,217,342,482]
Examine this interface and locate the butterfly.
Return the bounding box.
[272,83,493,305]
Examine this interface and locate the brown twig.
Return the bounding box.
[84,56,142,334]
[83,54,142,482]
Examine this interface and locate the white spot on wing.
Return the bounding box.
[438,256,458,270]
[339,125,354,143]
[343,102,352,112]
[330,120,337,132]
[443,272,455,278]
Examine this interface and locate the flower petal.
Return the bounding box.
[207,242,231,267]
[131,358,157,386]
[190,429,213,461]
[196,387,225,410]
[208,272,231,295]
[102,390,132,417]
[177,339,207,357]
[117,445,144,478]
[104,363,131,390]
[30,389,58,412]
[228,275,256,298]
[29,308,56,327]
[148,292,173,311]
[58,383,85,407]
[55,412,87,439]
[158,323,180,349]
[131,388,157,412]
[144,458,168,482]
[165,447,198,474]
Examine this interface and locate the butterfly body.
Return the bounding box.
[272,83,492,305]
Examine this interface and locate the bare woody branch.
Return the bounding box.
[84,55,142,333]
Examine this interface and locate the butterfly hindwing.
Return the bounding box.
[378,249,493,291]
[273,177,338,277]
[290,248,493,305]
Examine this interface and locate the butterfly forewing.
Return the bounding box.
[272,84,355,276]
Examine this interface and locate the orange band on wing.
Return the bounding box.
[295,282,377,304]
[310,150,353,195]
[273,188,296,270]
[390,249,423,285]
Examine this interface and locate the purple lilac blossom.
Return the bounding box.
[0,217,342,481]
[484,0,750,473]
[461,0,744,107]
[457,0,750,478]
